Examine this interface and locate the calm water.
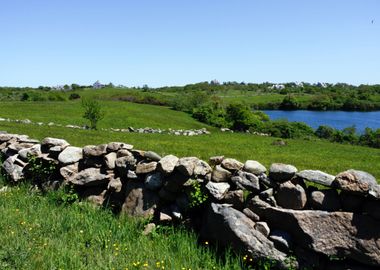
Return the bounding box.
[263,110,380,133]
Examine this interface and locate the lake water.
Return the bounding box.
[263,110,380,133]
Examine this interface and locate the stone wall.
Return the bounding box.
[1,131,379,270]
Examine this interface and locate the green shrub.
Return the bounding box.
[81,99,105,130]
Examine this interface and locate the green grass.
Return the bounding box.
[1,121,379,179]
[0,184,243,270]
[0,101,212,130]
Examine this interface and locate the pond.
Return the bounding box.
[263,110,380,133]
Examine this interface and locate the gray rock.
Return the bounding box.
[205,182,230,200]
[144,172,163,191]
[243,208,260,222]
[107,177,122,193]
[83,144,107,157]
[221,158,244,171]
[369,184,380,200]
[60,163,79,181]
[41,137,69,148]
[255,221,270,237]
[249,197,380,267]
[269,163,298,182]
[193,160,212,177]
[18,144,41,160]
[115,156,137,176]
[144,151,161,161]
[310,189,341,211]
[116,149,133,158]
[8,142,35,152]
[275,181,307,210]
[2,155,24,182]
[127,170,138,179]
[269,230,293,253]
[58,146,83,165]
[211,165,232,182]
[157,154,179,174]
[201,203,294,269]
[176,157,198,176]
[244,160,267,175]
[223,190,244,210]
[104,152,117,169]
[122,181,159,218]
[107,142,133,152]
[296,170,335,187]
[68,168,109,186]
[136,161,157,174]
[209,156,224,166]
[334,170,377,195]
[231,171,260,192]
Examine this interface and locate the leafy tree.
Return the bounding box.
[81,99,105,130]
[315,125,335,139]
[279,95,299,110]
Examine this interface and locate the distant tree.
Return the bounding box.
[279,95,299,110]
[71,84,80,90]
[63,84,70,90]
[81,99,105,130]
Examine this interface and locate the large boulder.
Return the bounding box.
[68,168,109,186]
[269,163,297,182]
[205,182,230,200]
[333,170,377,195]
[121,181,159,218]
[136,161,157,174]
[275,181,307,210]
[296,170,335,187]
[2,155,24,182]
[176,157,198,176]
[249,197,380,267]
[58,146,83,165]
[18,144,42,160]
[201,203,294,269]
[41,137,69,148]
[193,160,212,177]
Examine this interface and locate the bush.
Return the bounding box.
[69,93,81,100]
[81,99,105,130]
[225,103,262,131]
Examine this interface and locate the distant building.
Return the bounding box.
[269,84,286,90]
[93,81,105,89]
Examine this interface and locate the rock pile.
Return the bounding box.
[1,131,379,270]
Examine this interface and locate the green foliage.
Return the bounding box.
[81,99,105,130]
[189,181,208,208]
[279,95,299,110]
[226,103,263,131]
[68,93,81,100]
[27,155,56,186]
[47,186,79,206]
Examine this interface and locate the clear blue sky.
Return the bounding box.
[1,0,379,87]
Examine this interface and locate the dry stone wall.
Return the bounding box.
[1,131,380,270]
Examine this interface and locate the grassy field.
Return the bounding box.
[0,101,212,130]
[0,182,244,270]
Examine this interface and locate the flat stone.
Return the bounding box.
[136,161,157,174]
[157,154,179,174]
[83,144,107,157]
[249,197,380,267]
[116,149,133,158]
[205,182,230,200]
[243,208,260,222]
[41,137,69,148]
[269,163,298,182]
[144,151,162,161]
[244,160,267,175]
[221,158,244,171]
[193,160,212,177]
[107,142,133,152]
[223,190,244,210]
[68,168,109,186]
[18,144,41,160]
[60,163,79,181]
[58,146,83,164]
[296,170,335,187]
[211,165,232,182]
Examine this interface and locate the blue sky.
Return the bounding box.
[0,0,379,87]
